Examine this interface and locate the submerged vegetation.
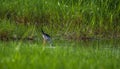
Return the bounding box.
[0,0,120,40]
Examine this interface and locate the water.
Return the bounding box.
[53,39,120,48]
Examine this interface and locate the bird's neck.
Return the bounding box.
[41,29,45,34]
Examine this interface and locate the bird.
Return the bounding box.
[41,28,52,46]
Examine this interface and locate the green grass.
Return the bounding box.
[0,0,120,68]
[0,40,120,69]
[0,0,120,38]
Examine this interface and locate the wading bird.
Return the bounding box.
[41,28,52,46]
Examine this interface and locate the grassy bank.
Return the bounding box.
[0,0,120,40]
